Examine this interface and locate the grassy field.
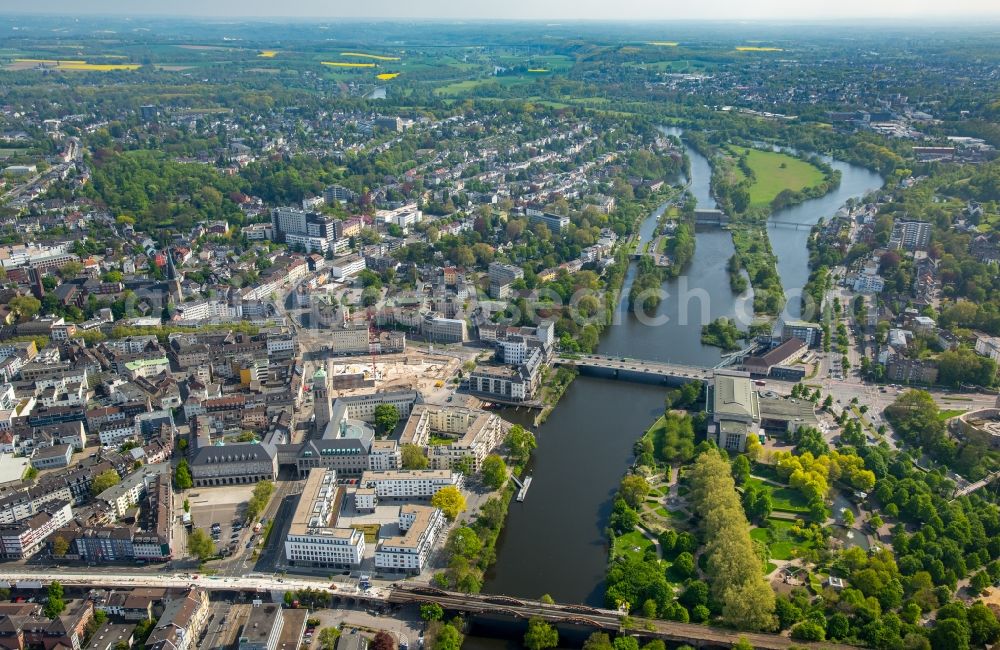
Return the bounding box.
[434,75,537,96]
[936,408,968,421]
[614,530,654,562]
[728,146,825,206]
[743,476,810,514]
[750,518,805,560]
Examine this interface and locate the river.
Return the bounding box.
[478,129,883,612]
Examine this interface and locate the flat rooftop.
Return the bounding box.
[758,394,819,425]
[288,469,353,538]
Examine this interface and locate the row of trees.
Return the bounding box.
[688,449,776,630]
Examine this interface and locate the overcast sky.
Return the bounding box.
[4,0,1000,20]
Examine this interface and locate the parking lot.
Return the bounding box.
[186,484,256,555]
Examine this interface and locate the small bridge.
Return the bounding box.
[715,342,762,368]
[388,585,857,650]
[768,219,815,230]
[953,470,1000,500]
[555,354,712,385]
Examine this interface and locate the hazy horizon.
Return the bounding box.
[4,0,1000,21]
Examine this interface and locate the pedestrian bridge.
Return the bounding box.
[554,354,712,385]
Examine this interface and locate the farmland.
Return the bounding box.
[321,61,377,68]
[8,59,140,71]
[341,52,401,61]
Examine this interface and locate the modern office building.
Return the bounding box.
[526,206,571,232]
[422,314,467,343]
[781,320,823,348]
[284,469,365,569]
[270,207,342,254]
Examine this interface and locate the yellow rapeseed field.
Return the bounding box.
[735,46,783,52]
[647,41,679,47]
[14,59,140,71]
[527,68,550,73]
[258,50,278,58]
[341,52,400,61]
[376,72,400,80]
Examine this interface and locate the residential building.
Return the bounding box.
[469,348,542,403]
[357,469,462,503]
[144,589,210,650]
[374,505,444,574]
[526,206,570,232]
[239,604,284,650]
[889,220,932,251]
[975,333,1000,362]
[0,501,72,559]
[886,356,939,384]
[487,262,523,298]
[399,405,505,472]
[30,444,73,470]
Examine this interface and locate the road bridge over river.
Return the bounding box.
[554,354,716,384]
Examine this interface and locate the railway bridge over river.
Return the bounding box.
[389,585,857,650]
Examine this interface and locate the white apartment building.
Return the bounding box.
[975,334,1000,362]
[328,254,366,280]
[376,204,422,232]
[172,299,237,322]
[284,469,365,568]
[0,501,72,559]
[399,405,505,472]
[357,469,462,502]
[99,422,137,447]
[374,505,444,574]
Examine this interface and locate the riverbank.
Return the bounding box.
[542,184,684,423]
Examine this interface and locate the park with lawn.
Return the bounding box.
[726,146,827,206]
